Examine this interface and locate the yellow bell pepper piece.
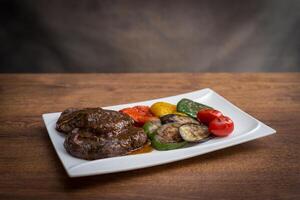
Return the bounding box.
[172,111,188,116]
[150,102,176,117]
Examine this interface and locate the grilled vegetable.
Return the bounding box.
[143,119,161,139]
[179,123,210,142]
[150,102,177,117]
[177,99,213,118]
[209,116,234,137]
[160,114,199,125]
[152,135,187,150]
[120,106,157,125]
[173,111,188,116]
[151,123,187,150]
[197,109,223,125]
[156,123,182,142]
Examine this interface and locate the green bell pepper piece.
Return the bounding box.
[151,135,187,151]
[143,120,161,139]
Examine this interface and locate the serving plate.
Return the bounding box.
[42,88,275,177]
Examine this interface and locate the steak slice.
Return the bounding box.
[64,127,148,160]
[56,107,134,134]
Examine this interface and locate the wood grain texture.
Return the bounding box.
[0,73,299,200]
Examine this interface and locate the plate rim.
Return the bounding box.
[42,88,276,177]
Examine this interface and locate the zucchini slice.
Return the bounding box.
[177,98,212,118]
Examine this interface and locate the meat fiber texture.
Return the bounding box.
[56,107,148,160]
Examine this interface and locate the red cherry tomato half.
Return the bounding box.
[197,109,223,125]
[209,116,234,137]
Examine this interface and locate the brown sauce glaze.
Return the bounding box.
[129,142,153,155]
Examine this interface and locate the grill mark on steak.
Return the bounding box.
[64,127,148,160]
[56,107,148,160]
[56,107,134,134]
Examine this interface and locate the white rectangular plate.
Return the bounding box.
[42,88,275,177]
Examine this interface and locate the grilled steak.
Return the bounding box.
[56,107,134,134]
[56,107,148,160]
[64,127,148,160]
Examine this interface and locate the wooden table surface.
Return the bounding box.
[0,73,299,200]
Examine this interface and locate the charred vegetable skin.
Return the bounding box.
[152,123,187,150]
[160,114,199,125]
[156,123,182,143]
[120,106,157,125]
[143,121,188,151]
[143,120,161,139]
[152,135,187,150]
[179,123,210,142]
[149,113,213,150]
[177,99,213,118]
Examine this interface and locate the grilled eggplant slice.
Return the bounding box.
[179,123,210,142]
[156,123,182,143]
[152,135,187,150]
[151,123,187,150]
[160,114,199,125]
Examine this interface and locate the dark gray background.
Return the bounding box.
[1,0,299,72]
